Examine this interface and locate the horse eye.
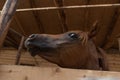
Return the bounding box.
[68,33,79,39]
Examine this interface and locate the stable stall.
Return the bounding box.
[0,0,120,80]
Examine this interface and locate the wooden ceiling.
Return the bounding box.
[0,0,120,50]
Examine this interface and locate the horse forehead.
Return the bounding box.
[37,30,83,39]
[66,30,82,34]
[36,34,61,39]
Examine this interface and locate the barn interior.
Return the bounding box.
[0,0,120,79]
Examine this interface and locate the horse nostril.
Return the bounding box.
[28,34,37,41]
[29,34,36,38]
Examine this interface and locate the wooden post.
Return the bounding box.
[118,38,120,52]
[15,36,25,65]
[54,0,68,32]
[9,28,23,37]
[0,0,19,48]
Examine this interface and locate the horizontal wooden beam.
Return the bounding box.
[1,49,120,71]
[0,3,120,12]
[0,65,120,80]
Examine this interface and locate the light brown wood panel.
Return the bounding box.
[94,0,120,47]
[15,11,41,35]
[104,8,120,49]
[1,0,120,50]
[64,0,86,30]
[82,0,120,47]
[0,49,58,67]
[0,49,120,71]
[10,17,24,34]
[17,0,32,9]
[14,0,43,35]
[0,65,120,80]
[34,0,63,34]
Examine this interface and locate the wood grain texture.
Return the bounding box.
[0,49,120,71]
[0,0,119,49]
[0,65,120,80]
[0,0,19,48]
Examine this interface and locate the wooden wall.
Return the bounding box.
[0,49,120,71]
[0,49,58,67]
[0,65,120,80]
[0,0,120,49]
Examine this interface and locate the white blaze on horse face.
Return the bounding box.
[54,40,68,45]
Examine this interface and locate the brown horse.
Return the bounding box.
[25,28,109,70]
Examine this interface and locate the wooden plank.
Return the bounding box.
[103,8,120,49]
[12,16,26,35]
[118,38,120,52]
[15,36,25,65]
[0,49,58,67]
[14,0,41,35]
[0,65,120,80]
[64,0,86,30]
[54,0,68,32]
[87,0,119,47]
[2,3,120,12]
[0,0,19,48]
[33,0,63,34]
[29,0,44,33]
[0,49,120,71]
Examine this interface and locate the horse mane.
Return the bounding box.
[78,31,89,45]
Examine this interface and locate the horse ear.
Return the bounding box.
[88,21,99,38]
